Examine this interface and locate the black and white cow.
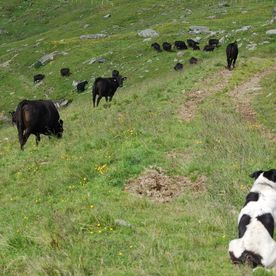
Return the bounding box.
[229,169,276,268]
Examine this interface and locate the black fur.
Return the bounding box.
[229,250,263,268]
[244,192,259,207]
[250,170,264,179]
[238,214,251,238]
[256,213,274,238]
[263,169,276,183]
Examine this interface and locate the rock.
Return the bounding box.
[0,113,10,124]
[0,29,7,35]
[219,37,225,44]
[53,99,72,109]
[35,51,68,67]
[236,25,251,32]
[115,219,132,227]
[104,14,111,18]
[138,29,159,38]
[83,24,89,29]
[83,57,106,64]
[246,43,257,51]
[177,51,185,57]
[80,34,107,39]
[266,29,276,35]
[189,26,210,34]
[183,9,192,16]
[207,15,216,19]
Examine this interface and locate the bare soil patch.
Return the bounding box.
[229,66,276,141]
[179,69,232,121]
[125,167,207,202]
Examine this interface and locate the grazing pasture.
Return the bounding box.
[0,0,275,274]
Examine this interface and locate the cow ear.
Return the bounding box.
[249,170,264,179]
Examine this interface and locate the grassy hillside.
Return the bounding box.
[0,0,276,275]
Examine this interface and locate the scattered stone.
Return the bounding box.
[83,57,106,65]
[115,219,132,227]
[219,37,225,44]
[207,15,216,19]
[177,51,185,57]
[53,99,72,109]
[104,14,111,18]
[189,26,210,34]
[184,8,192,16]
[80,34,108,39]
[34,51,68,67]
[138,29,159,38]
[246,43,257,51]
[266,29,276,35]
[0,29,7,35]
[83,24,89,29]
[236,25,251,32]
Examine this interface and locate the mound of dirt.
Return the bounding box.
[125,167,207,202]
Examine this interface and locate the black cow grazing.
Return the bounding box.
[203,45,215,52]
[92,71,127,107]
[209,38,219,47]
[33,74,45,83]
[151,42,162,52]
[60,68,71,76]
[189,57,198,64]
[13,100,63,150]
[174,41,188,50]
[162,42,172,52]
[174,63,183,71]
[76,80,88,92]
[187,39,199,48]
[226,41,238,70]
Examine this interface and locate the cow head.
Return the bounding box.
[54,119,63,138]
[114,74,127,87]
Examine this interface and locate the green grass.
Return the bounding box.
[0,0,276,275]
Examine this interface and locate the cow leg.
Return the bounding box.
[35,134,40,146]
[93,94,97,107]
[96,96,102,106]
[21,128,31,150]
[109,95,113,102]
[227,58,231,70]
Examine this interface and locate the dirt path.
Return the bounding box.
[230,66,276,141]
[179,68,232,122]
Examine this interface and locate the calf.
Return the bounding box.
[73,80,88,92]
[226,41,238,70]
[174,41,188,50]
[13,100,63,150]
[174,63,183,71]
[92,71,127,107]
[162,42,172,52]
[229,169,276,268]
[209,38,219,47]
[33,74,45,83]
[203,45,215,52]
[151,43,162,52]
[60,68,71,76]
[187,39,199,48]
[189,57,198,64]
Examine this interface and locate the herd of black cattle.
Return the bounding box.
[9,38,238,150]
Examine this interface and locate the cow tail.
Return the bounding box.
[16,100,27,148]
[92,79,99,106]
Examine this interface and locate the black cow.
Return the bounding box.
[203,45,215,52]
[162,42,172,52]
[209,38,219,47]
[92,71,127,107]
[187,39,199,48]
[174,41,188,50]
[189,57,198,64]
[13,100,63,150]
[33,74,45,83]
[76,80,88,92]
[193,45,200,50]
[226,41,238,70]
[151,43,162,52]
[174,63,183,71]
[60,68,71,76]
